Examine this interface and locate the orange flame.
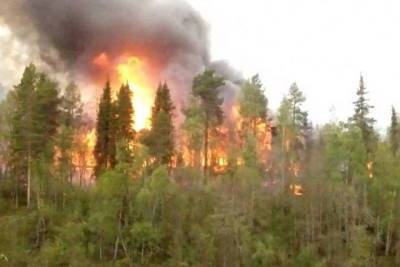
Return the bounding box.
[116,55,154,130]
[367,161,373,178]
[92,52,155,131]
[290,184,304,196]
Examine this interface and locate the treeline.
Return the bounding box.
[0,64,400,266]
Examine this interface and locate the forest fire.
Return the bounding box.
[290,184,304,196]
[92,52,156,130]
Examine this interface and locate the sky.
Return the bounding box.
[1,0,400,131]
[189,0,400,131]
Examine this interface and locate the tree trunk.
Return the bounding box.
[253,118,257,137]
[113,236,120,260]
[281,127,286,190]
[385,206,394,256]
[203,117,209,179]
[27,155,31,208]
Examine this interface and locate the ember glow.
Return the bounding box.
[290,184,304,196]
[367,161,373,178]
[92,52,156,131]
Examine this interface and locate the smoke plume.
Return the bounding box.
[0,0,242,116]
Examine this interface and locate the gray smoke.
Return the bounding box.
[1,0,209,74]
[0,0,242,118]
[0,83,5,100]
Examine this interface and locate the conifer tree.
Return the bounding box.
[9,65,37,206]
[143,82,175,165]
[182,96,205,168]
[31,73,60,157]
[287,82,309,132]
[9,65,60,207]
[94,80,116,176]
[239,74,268,135]
[389,106,400,156]
[351,75,376,154]
[58,82,83,184]
[116,83,134,143]
[192,69,225,176]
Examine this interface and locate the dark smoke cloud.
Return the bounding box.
[0,0,243,118]
[1,0,209,73]
[210,60,245,120]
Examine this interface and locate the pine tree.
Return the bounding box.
[192,69,225,176]
[58,82,83,184]
[31,73,60,157]
[351,75,376,154]
[275,84,310,183]
[239,74,268,135]
[389,106,400,156]
[283,83,311,157]
[60,82,83,129]
[94,80,116,176]
[182,96,205,168]
[9,64,37,207]
[143,82,175,165]
[9,65,60,207]
[287,83,309,132]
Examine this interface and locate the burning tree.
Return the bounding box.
[142,82,175,166]
[191,70,225,177]
[238,74,270,168]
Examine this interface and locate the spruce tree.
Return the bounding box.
[192,69,225,176]
[94,80,116,176]
[389,106,400,156]
[351,75,376,154]
[116,83,134,142]
[143,82,175,165]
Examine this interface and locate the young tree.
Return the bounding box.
[389,106,400,156]
[182,96,205,168]
[287,82,309,134]
[94,80,116,176]
[275,83,310,183]
[192,69,225,176]
[239,74,268,135]
[143,82,175,165]
[351,75,376,155]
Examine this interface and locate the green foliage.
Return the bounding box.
[389,106,400,156]
[351,76,376,155]
[192,69,225,127]
[143,82,175,165]
[94,80,116,176]
[2,65,400,266]
[182,96,205,167]
[239,74,268,134]
[192,69,225,175]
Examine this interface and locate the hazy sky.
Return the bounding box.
[189,0,400,130]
